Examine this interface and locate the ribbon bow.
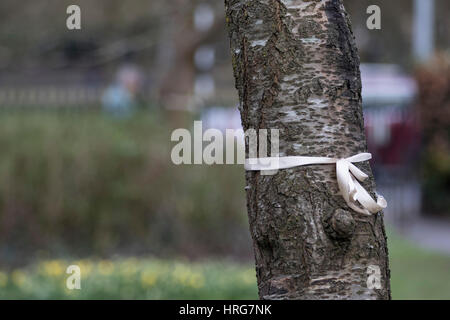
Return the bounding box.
[245,153,387,215]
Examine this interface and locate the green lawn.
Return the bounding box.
[388,231,450,299]
[0,230,448,300]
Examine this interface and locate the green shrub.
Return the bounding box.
[0,111,251,265]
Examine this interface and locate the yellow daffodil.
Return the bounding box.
[98,260,114,276]
[41,260,64,277]
[11,270,27,287]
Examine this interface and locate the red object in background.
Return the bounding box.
[365,108,421,167]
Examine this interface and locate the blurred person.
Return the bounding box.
[102,64,144,117]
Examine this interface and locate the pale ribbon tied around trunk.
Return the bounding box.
[245,153,387,215]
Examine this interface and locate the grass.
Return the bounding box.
[0,230,448,300]
[388,231,450,300]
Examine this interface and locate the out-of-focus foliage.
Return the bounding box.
[0,0,449,74]
[416,54,450,215]
[0,258,258,299]
[0,0,168,71]
[0,111,250,266]
[0,231,448,299]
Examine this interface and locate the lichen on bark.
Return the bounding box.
[225,0,391,299]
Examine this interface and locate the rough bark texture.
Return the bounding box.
[225,0,390,299]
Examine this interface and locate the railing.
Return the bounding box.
[0,86,105,108]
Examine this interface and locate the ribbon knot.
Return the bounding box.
[245,153,387,215]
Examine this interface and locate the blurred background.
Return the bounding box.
[0,0,448,299]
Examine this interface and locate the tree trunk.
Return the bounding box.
[224,0,390,299]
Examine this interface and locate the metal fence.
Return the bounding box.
[0,86,105,109]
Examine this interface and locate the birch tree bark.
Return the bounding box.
[224,0,391,299]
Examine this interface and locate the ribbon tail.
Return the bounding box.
[337,158,386,215]
[337,160,366,214]
[348,162,369,181]
[353,179,387,214]
[336,159,351,206]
